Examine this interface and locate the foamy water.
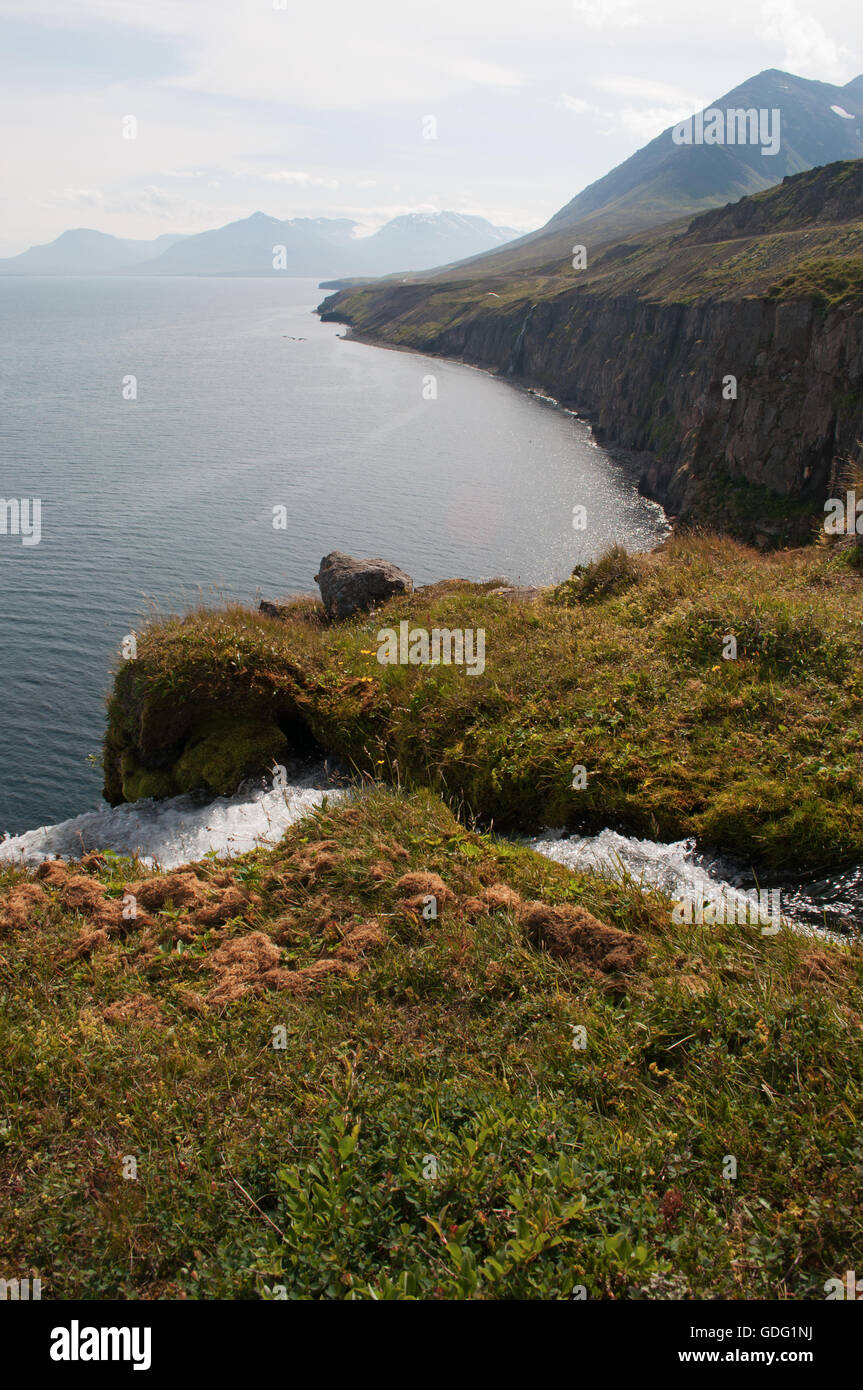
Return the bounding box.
[1,770,856,935]
[529,829,857,937]
[0,766,345,870]
[531,827,760,907]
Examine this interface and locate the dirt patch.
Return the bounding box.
[792,946,848,989]
[382,842,410,861]
[125,872,208,912]
[70,929,111,959]
[677,973,710,996]
[195,885,249,926]
[35,862,136,938]
[395,871,455,913]
[0,882,48,932]
[103,993,165,1026]
[518,901,646,972]
[206,931,286,1005]
[35,859,73,888]
[368,860,394,882]
[204,932,352,1006]
[334,921,387,961]
[464,882,523,917]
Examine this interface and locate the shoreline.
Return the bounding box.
[328,317,671,544]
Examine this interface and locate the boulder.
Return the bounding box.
[314,551,412,621]
[259,599,290,619]
[258,593,320,620]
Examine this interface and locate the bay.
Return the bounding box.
[0,275,667,833]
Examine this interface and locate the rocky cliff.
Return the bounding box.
[320,162,863,546]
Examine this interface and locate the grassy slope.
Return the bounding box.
[321,161,863,353]
[323,216,863,351]
[105,537,863,873]
[1,787,861,1300]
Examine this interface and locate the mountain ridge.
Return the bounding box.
[318,157,863,546]
[376,68,863,286]
[0,228,189,275]
[0,211,519,279]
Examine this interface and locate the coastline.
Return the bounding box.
[327,317,670,538]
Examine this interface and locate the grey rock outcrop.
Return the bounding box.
[314,551,412,620]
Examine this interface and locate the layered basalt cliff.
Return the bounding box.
[320,162,863,546]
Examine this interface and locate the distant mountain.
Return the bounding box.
[133,212,357,277]
[0,229,187,275]
[319,157,863,547]
[0,211,519,279]
[547,69,863,235]
[133,210,519,278]
[348,212,519,274]
[399,68,863,282]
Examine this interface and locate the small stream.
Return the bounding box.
[2,768,858,937]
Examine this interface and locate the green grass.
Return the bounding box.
[104,535,863,872]
[765,256,863,307]
[2,787,861,1299]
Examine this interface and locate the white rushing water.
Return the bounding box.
[1,768,854,935]
[529,830,858,937]
[0,767,345,870]
[532,827,735,899]
[531,828,784,927]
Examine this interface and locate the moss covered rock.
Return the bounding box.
[172,715,290,796]
[120,753,177,803]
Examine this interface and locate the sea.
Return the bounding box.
[0,275,857,932]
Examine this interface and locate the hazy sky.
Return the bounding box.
[0,0,860,254]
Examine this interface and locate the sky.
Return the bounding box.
[0,0,860,255]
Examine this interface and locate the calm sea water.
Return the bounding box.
[0,276,667,834]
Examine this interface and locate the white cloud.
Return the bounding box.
[561,77,707,143]
[761,0,851,83]
[54,183,226,226]
[560,95,599,113]
[613,104,696,140]
[454,58,529,87]
[263,171,340,189]
[591,75,707,109]
[59,188,106,209]
[572,0,641,31]
[2,0,862,250]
